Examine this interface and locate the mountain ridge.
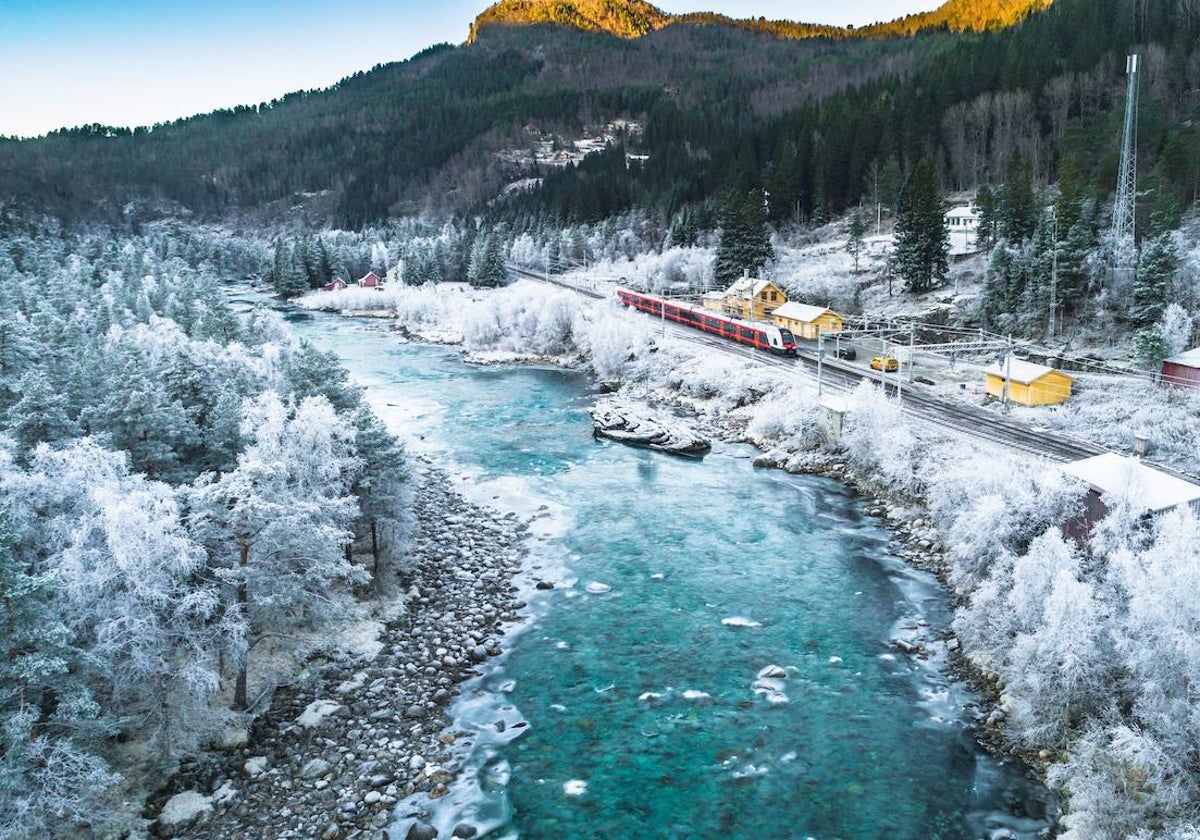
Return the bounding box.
[468,0,1057,44]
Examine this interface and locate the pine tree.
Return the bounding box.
[846,210,867,274]
[892,159,948,294]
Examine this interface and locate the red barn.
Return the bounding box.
[322,277,347,292]
[357,272,382,289]
[1162,348,1200,389]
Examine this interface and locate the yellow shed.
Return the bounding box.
[721,276,787,321]
[772,301,843,340]
[984,357,1073,406]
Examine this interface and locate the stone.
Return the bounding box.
[158,791,213,834]
[406,822,439,840]
[534,580,555,590]
[404,704,427,719]
[301,758,333,779]
[433,688,452,705]
[298,700,343,728]
[452,824,479,838]
[244,756,268,777]
[321,823,342,840]
[215,725,249,750]
[364,790,382,805]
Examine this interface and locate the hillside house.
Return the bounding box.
[357,271,382,289]
[702,275,787,321]
[1161,347,1200,389]
[772,302,843,340]
[945,204,981,256]
[1063,453,1200,538]
[322,277,347,291]
[984,357,1073,406]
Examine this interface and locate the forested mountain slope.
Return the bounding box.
[469,0,1053,42]
[0,0,1195,230]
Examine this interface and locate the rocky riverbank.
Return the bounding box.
[147,462,530,840]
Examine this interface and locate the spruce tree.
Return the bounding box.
[892,159,948,294]
[714,188,774,286]
[846,210,867,274]
[1130,234,1179,327]
[999,153,1037,244]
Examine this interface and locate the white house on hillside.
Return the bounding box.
[945,204,981,256]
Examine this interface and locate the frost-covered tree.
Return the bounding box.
[6,370,79,460]
[27,440,234,762]
[1158,303,1193,359]
[0,514,118,839]
[349,406,411,592]
[188,394,365,710]
[1131,234,1179,327]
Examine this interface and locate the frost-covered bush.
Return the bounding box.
[925,453,1084,595]
[839,381,924,496]
[460,285,577,355]
[745,382,823,449]
[572,303,656,382]
[1025,376,1200,469]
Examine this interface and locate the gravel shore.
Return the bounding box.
[147,460,530,840]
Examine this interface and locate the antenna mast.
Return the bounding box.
[1111,53,1140,270]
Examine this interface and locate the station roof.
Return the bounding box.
[727,277,776,297]
[1063,453,1200,514]
[773,302,835,323]
[984,357,1072,384]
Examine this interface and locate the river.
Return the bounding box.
[273,303,1054,839]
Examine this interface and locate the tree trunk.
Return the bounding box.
[233,540,250,711]
[371,521,381,595]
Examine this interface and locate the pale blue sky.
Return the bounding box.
[0,1,942,138]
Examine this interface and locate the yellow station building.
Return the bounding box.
[984,357,1073,406]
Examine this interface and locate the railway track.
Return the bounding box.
[509,267,1129,466]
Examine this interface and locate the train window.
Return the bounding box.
[724,323,736,333]
[778,328,795,342]
[704,317,719,329]
[740,328,755,340]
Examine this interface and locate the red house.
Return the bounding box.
[322,277,347,292]
[357,271,382,289]
[1162,348,1200,389]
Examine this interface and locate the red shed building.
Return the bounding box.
[358,271,382,289]
[322,277,347,291]
[1162,348,1200,389]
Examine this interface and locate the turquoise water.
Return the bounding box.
[273,309,1054,839]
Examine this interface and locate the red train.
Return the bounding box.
[617,288,798,356]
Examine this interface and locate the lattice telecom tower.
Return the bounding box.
[1111,53,1140,268]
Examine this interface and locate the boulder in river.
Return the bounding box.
[590,401,710,457]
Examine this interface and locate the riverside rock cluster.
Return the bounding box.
[148,464,528,840]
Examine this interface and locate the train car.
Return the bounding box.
[617,288,798,356]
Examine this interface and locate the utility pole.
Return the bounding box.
[1048,208,1058,341]
[1003,336,1013,405]
[908,322,915,383]
[817,332,825,396]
